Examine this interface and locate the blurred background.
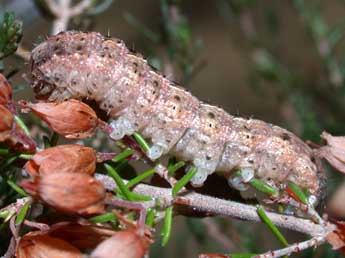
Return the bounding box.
[1,0,345,257]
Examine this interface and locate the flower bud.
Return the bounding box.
[91,229,150,258]
[0,74,12,105]
[16,232,82,258]
[0,105,13,141]
[35,172,105,214]
[24,144,97,176]
[27,99,99,139]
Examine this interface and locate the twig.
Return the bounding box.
[23,220,50,231]
[154,163,178,186]
[45,0,93,35]
[105,196,147,235]
[15,45,30,62]
[0,197,30,214]
[95,174,336,238]
[3,237,16,258]
[254,235,326,258]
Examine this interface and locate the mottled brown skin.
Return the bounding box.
[30,31,326,204]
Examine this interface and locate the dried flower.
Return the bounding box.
[26,99,99,139]
[16,232,82,258]
[317,132,345,173]
[91,229,150,258]
[8,122,37,153]
[0,105,13,141]
[49,222,116,250]
[24,144,97,176]
[0,73,12,105]
[326,221,345,254]
[23,172,105,214]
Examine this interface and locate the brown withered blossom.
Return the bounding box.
[49,222,116,250]
[0,105,13,142]
[24,99,99,139]
[24,144,97,176]
[22,172,105,215]
[326,221,345,254]
[16,232,82,258]
[91,228,150,258]
[0,73,12,105]
[317,132,345,173]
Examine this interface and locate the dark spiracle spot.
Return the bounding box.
[281,133,291,141]
[207,112,215,119]
[206,155,212,161]
[174,95,181,101]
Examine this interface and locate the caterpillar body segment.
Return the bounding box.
[30,31,326,204]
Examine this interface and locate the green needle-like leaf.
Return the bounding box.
[7,180,27,197]
[133,132,150,152]
[128,191,152,201]
[146,208,156,227]
[89,212,117,224]
[112,148,135,162]
[161,206,173,246]
[257,205,289,247]
[168,161,185,176]
[105,164,133,201]
[249,178,278,195]
[287,181,308,205]
[18,154,33,160]
[0,149,9,155]
[172,167,197,197]
[14,115,30,136]
[126,168,155,188]
[0,209,15,223]
[15,201,30,225]
[0,12,23,59]
[1,154,19,170]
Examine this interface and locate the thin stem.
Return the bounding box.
[254,236,326,258]
[95,173,336,238]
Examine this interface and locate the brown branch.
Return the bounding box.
[95,173,335,238]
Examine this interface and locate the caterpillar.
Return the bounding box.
[30,31,326,205]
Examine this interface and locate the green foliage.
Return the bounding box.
[0,12,22,60]
[15,202,30,225]
[161,206,173,246]
[172,167,197,197]
[256,206,289,247]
